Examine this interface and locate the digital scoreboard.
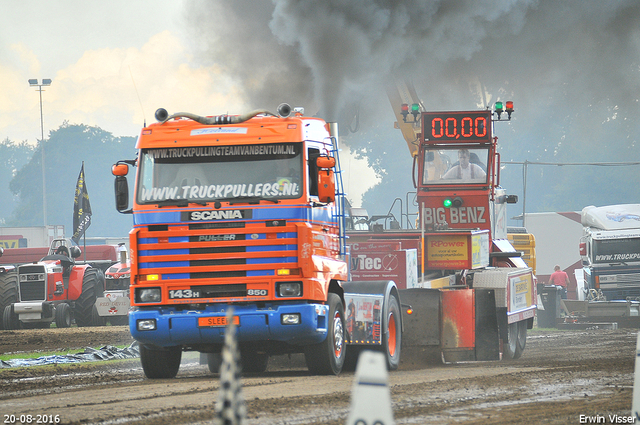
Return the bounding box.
[422,110,492,143]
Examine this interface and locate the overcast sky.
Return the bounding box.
[0,0,379,206]
[4,0,640,215]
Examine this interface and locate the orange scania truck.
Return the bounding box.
[112,104,402,378]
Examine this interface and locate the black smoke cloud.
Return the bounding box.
[185,0,640,216]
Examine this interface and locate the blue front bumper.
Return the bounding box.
[129,302,329,348]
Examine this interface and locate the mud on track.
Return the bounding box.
[0,326,637,424]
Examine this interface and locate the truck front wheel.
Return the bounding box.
[305,293,346,375]
[140,344,182,379]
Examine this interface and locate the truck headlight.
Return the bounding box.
[137,287,161,303]
[137,319,157,331]
[281,313,301,325]
[277,282,302,297]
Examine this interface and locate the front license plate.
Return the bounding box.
[198,316,240,327]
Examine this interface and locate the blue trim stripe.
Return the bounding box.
[133,204,339,227]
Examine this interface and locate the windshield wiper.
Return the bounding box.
[155,199,208,207]
[227,196,280,205]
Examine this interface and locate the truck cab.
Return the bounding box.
[112,106,403,378]
[580,204,640,300]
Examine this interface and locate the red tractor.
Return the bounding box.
[1,239,106,329]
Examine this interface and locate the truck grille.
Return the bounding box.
[599,272,640,287]
[136,221,299,281]
[18,264,46,302]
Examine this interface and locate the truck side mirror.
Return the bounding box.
[115,176,130,213]
[112,163,129,177]
[316,156,336,168]
[315,155,336,204]
[506,195,518,204]
[318,169,335,204]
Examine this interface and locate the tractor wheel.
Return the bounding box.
[378,293,402,370]
[240,350,269,373]
[206,353,222,374]
[140,344,182,379]
[3,305,19,330]
[304,293,346,375]
[74,268,101,327]
[91,305,106,326]
[0,271,18,329]
[55,303,72,328]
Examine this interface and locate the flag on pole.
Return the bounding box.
[72,163,92,244]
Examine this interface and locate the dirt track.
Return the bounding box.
[0,325,637,424]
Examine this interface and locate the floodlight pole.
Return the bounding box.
[29,79,51,227]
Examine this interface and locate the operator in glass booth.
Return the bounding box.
[442,148,486,181]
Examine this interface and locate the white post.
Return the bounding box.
[632,331,640,419]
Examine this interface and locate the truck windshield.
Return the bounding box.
[137,142,303,204]
[592,237,640,263]
[422,147,489,185]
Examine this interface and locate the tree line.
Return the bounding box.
[0,122,137,238]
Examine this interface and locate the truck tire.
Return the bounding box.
[503,321,526,360]
[0,270,18,329]
[379,293,402,370]
[304,293,346,375]
[74,268,101,327]
[55,303,72,328]
[140,344,182,379]
[241,350,269,373]
[3,304,19,330]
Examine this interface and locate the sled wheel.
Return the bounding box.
[504,321,526,360]
[241,350,269,373]
[0,271,18,330]
[516,320,527,358]
[2,304,19,330]
[305,293,346,375]
[140,344,182,379]
[55,303,72,328]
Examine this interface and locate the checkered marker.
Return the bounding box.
[214,308,246,425]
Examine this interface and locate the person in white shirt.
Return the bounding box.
[442,149,486,181]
